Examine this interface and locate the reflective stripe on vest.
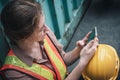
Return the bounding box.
[44,35,67,80]
[1,35,66,80]
[1,50,56,80]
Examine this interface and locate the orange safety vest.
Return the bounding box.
[1,35,67,80]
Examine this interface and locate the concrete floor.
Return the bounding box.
[65,0,120,79]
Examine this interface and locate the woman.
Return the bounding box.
[0,0,98,80]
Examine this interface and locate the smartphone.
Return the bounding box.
[87,27,97,42]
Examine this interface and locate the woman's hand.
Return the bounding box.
[79,37,98,67]
[65,38,98,80]
[76,32,91,49]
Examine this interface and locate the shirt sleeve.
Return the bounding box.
[3,69,38,80]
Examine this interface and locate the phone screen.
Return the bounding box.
[88,27,97,42]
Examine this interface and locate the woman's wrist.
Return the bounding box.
[79,58,88,68]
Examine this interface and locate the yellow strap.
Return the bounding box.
[44,36,66,80]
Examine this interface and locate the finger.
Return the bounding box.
[85,40,94,49]
[94,37,98,41]
[93,37,99,45]
[83,31,92,41]
[88,40,98,54]
[76,40,84,47]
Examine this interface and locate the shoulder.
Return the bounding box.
[46,26,64,50]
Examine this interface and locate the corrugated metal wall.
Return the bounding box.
[37,0,88,47]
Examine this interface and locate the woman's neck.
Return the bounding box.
[12,38,41,55]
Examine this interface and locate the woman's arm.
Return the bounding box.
[63,32,91,66]
[65,38,98,80]
[62,46,81,66]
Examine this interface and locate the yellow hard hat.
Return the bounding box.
[82,44,119,80]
